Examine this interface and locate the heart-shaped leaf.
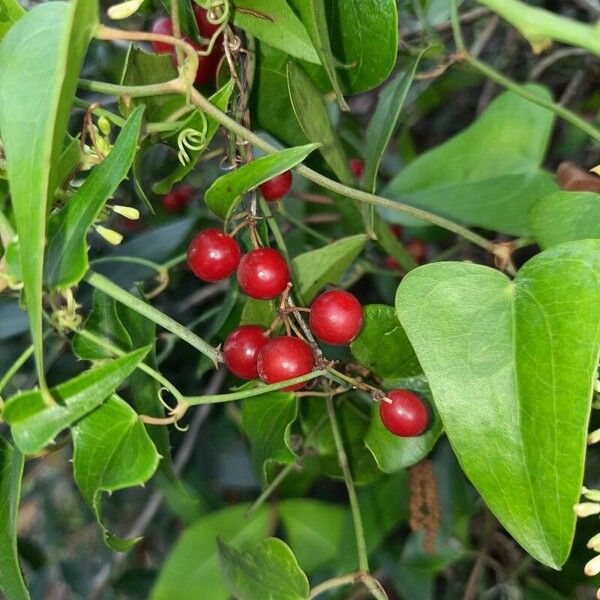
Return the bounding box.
[205,144,319,220]
[72,394,159,551]
[528,191,600,249]
[3,346,150,454]
[396,240,600,568]
[218,537,309,600]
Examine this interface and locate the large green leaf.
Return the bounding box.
[232,0,319,64]
[279,499,346,573]
[153,80,236,194]
[72,395,159,550]
[528,191,600,249]
[350,304,421,379]
[44,106,145,289]
[0,437,29,600]
[3,347,150,454]
[292,234,367,302]
[151,504,269,600]
[205,144,319,220]
[383,86,557,235]
[0,0,97,390]
[218,537,309,600]
[365,377,443,472]
[241,391,298,485]
[0,0,24,39]
[396,240,600,568]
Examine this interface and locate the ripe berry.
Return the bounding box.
[350,158,364,179]
[150,17,173,54]
[193,5,220,37]
[379,390,429,437]
[237,248,289,299]
[162,184,194,213]
[406,239,427,264]
[309,290,363,345]
[223,325,268,380]
[259,170,293,201]
[187,229,241,281]
[257,336,315,391]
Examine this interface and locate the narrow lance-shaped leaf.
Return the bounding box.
[3,346,151,454]
[72,395,160,551]
[44,106,145,289]
[396,240,600,568]
[205,144,320,220]
[0,437,29,600]
[0,0,98,390]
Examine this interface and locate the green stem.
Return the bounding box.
[0,343,34,400]
[91,256,165,273]
[73,97,127,127]
[278,208,332,244]
[84,271,221,363]
[78,78,180,98]
[308,574,361,599]
[162,252,187,270]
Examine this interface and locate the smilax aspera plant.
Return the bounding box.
[0,0,599,598]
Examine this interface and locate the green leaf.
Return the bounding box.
[232,0,319,64]
[0,0,25,40]
[279,499,346,573]
[241,391,298,485]
[350,304,421,379]
[3,347,150,454]
[396,240,600,568]
[0,437,29,600]
[72,395,160,550]
[205,144,319,220]
[288,0,348,109]
[151,504,269,600]
[152,80,236,195]
[218,537,309,600]
[365,377,443,472]
[383,86,557,235]
[0,0,98,389]
[363,52,425,193]
[292,234,366,302]
[240,298,276,328]
[528,191,600,249]
[44,106,145,289]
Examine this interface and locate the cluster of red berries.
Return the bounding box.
[151,5,223,85]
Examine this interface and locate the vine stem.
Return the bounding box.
[84,270,221,363]
[308,574,361,599]
[0,343,34,404]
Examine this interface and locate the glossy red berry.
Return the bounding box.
[223,325,268,380]
[257,336,315,391]
[349,159,364,179]
[259,170,293,201]
[237,248,289,299]
[406,239,427,264]
[162,184,194,213]
[193,5,221,37]
[309,290,363,345]
[151,17,174,54]
[187,229,241,282]
[379,390,429,437]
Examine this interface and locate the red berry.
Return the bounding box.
[384,256,399,270]
[390,224,403,238]
[237,248,289,299]
[187,229,241,282]
[162,184,194,213]
[223,325,268,380]
[259,171,293,202]
[379,390,429,437]
[407,239,427,264]
[257,336,315,391]
[349,159,364,179]
[193,5,221,37]
[309,290,363,345]
[151,17,174,54]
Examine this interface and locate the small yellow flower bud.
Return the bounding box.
[574,502,600,518]
[587,532,600,551]
[98,116,111,136]
[107,0,144,20]
[95,225,123,246]
[111,205,140,220]
[583,487,600,502]
[585,554,600,577]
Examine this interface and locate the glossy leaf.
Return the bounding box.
[279,499,346,573]
[350,304,421,379]
[383,86,557,235]
[0,0,97,388]
[151,504,269,600]
[232,0,319,64]
[363,53,424,193]
[240,298,276,328]
[153,80,236,194]
[45,106,145,288]
[0,0,24,39]
[205,144,319,220]
[218,537,309,600]
[528,191,600,249]
[241,391,298,484]
[292,234,366,301]
[3,347,150,454]
[0,437,29,600]
[396,240,600,568]
[72,395,160,550]
[365,377,443,472]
